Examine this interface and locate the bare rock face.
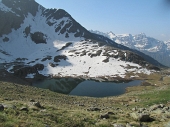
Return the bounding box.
[0,0,92,41]
[54,55,67,62]
[0,0,39,37]
[43,8,92,38]
[24,26,31,37]
[31,32,47,44]
[2,37,9,42]
[13,64,44,78]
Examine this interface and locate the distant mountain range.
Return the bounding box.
[90,30,170,67]
[0,0,163,82]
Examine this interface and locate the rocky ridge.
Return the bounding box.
[90,30,170,67]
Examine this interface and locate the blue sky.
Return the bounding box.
[35,0,170,41]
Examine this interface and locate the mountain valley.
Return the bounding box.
[0,0,170,127]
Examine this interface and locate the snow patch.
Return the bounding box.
[17,7,21,11]
[26,73,35,78]
[0,2,21,16]
[0,2,14,13]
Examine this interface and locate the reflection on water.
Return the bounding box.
[32,78,83,94]
[32,78,142,97]
[69,80,142,97]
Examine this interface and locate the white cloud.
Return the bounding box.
[160,34,170,41]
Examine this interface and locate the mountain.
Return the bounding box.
[165,40,170,50]
[0,0,163,82]
[90,30,170,67]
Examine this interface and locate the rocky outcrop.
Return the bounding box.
[41,56,52,62]
[0,0,39,36]
[2,37,9,42]
[31,32,47,44]
[57,42,72,52]
[23,26,31,37]
[54,55,67,62]
[13,64,44,77]
[43,9,92,38]
[102,47,160,70]
[102,49,147,66]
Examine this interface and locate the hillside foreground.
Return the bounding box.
[0,69,170,127]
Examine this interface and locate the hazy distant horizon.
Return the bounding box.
[35,0,170,41]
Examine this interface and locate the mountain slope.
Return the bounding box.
[0,0,162,81]
[90,30,170,67]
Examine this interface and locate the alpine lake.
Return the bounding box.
[32,78,142,97]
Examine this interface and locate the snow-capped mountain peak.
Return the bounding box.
[107,31,116,39]
[90,30,170,67]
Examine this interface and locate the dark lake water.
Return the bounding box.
[32,78,142,97]
[69,80,142,97]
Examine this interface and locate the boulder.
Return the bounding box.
[30,99,35,102]
[113,124,126,127]
[132,107,137,111]
[130,113,152,122]
[152,109,164,115]
[138,108,146,113]
[87,107,100,111]
[107,111,115,115]
[126,123,132,127]
[163,106,169,111]
[0,104,4,111]
[20,107,29,111]
[149,104,161,111]
[160,104,165,108]
[33,102,42,108]
[100,113,109,119]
